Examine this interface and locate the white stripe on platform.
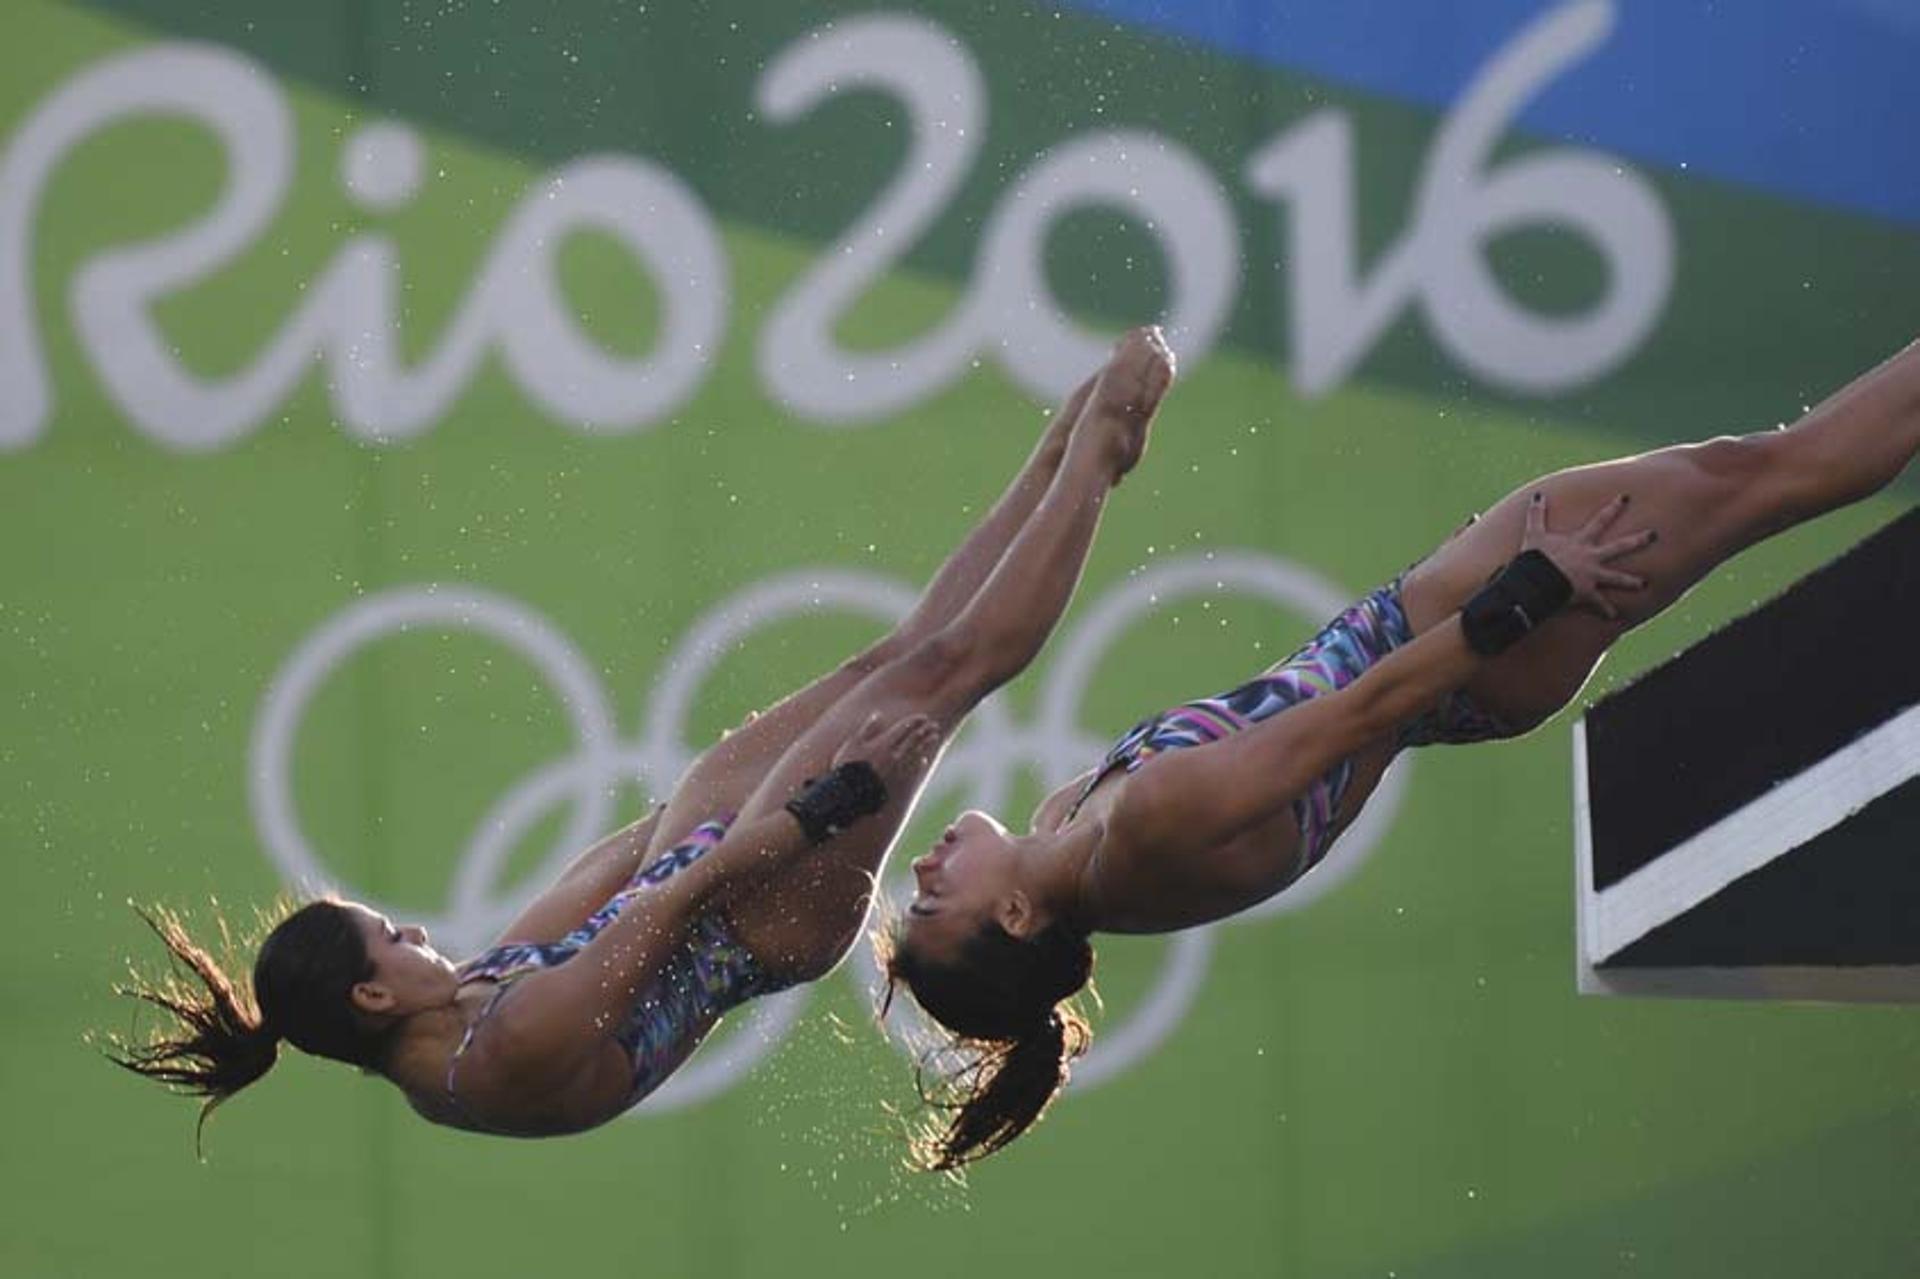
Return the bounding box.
[1587,701,1920,964]
[1572,719,1597,983]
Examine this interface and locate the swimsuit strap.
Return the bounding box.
[443,982,512,1130]
[1062,717,1160,825]
[1061,763,1114,826]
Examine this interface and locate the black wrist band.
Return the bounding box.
[785,761,889,844]
[1460,549,1573,655]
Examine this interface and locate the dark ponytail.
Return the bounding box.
[104,903,286,1151]
[104,897,388,1151]
[881,921,1095,1171]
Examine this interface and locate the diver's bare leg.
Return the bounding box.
[717,328,1175,980]
[646,377,1096,850]
[1400,337,1920,729]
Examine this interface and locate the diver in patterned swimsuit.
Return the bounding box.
[1060,578,1504,883]
[439,819,776,1132]
[109,328,1177,1141]
[885,334,1920,1171]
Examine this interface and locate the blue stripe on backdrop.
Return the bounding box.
[1055,0,1920,228]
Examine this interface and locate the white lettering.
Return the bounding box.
[755,15,1236,416]
[1245,0,1673,396]
[2,2,1670,450]
[6,48,727,448]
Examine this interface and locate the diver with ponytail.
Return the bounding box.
[107,328,1175,1146]
[107,746,918,1143]
[886,331,1920,1167]
[108,898,399,1145]
[882,919,1093,1169]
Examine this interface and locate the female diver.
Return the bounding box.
[110,328,1178,1141]
[884,335,1920,1169]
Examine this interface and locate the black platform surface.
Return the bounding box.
[1576,508,1920,999]
[1585,507,1920,894]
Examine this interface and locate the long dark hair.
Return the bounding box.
[104,897,393,1149]
[880,919,1095,1170]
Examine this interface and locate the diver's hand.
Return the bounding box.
[832,712,943,792]
[1521,491,1656,621]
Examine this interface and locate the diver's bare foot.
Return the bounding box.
[1081,326,1176,482]
[1036,373,1098,469]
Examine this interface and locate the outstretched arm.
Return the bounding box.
[1113,615,1487,859]
[1114,495,1653,859]
[488,715,939,1073]
[488,807,666,947]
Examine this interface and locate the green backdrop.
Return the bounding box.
[5,1,1917,1275]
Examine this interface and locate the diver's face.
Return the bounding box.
[344,903,458,1016]
[901,810,1022,962]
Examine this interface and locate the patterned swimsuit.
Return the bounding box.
[1065,579,1505,880]
[443,817,784,1130]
